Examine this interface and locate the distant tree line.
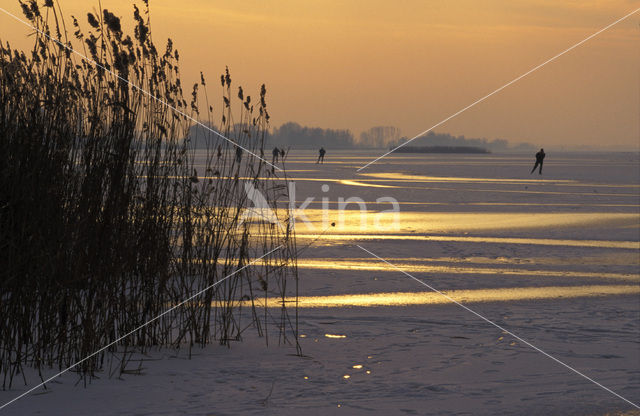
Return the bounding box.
[268,122,356,149]
[395,146,490,154]
[187,122,534,152]
[389,131,534,152]
[358,126,402,148]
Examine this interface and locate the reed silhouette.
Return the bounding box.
[0,0,299,389]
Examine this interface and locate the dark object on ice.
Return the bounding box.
[530,148,545,175]
[235,146,243,163]
[317,147,326,164]
[189,168,199,183]
[393,146,490,154]
[272,147,280,164]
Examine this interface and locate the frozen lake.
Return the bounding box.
[2,150,638,415]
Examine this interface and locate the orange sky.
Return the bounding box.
[2,0,638,149]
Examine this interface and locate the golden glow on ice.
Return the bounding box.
[253,285,639,308]
[360,172,640,189]
[295,259,639,281]
[337,180,398,188]
[293,209,638,234]
[295,233,639,250]
[361,172,578,185]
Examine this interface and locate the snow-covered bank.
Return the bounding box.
[2,295,637,415]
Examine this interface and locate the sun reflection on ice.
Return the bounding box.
[233,285,639,309]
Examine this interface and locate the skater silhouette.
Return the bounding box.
[272,147,280,164]
[530,148,545,175]
[317,147,326,164]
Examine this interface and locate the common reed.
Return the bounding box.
[0,0,298,389]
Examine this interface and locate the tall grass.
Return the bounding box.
[0,0,298,389]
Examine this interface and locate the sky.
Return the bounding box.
[2,0,639,149]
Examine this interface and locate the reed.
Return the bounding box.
[0,0,298,389]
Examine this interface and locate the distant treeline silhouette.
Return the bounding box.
[269,122,357,149]
[187,123,534,152]
[395,146,490,154]
[187,121,355,149]
[389,131,534,152]
[264,124,533,151]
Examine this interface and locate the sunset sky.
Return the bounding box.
[2,0,638,149]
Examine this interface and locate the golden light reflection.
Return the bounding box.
[338,180,398,188]
[294,233,639,250]
[140,174,639,197]
[146,206,640,239]
[301,254,640,267]
[284,201,640,208]
[361,172,578,185]
[294,209,638,234]
[238,285,639,308]
[406,186,638,198]
[295,259,639,281]
[466,202,640,208]
[359,172,640,189]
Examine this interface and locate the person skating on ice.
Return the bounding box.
[530,148,545,175]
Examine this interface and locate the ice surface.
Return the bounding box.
[1,151,638,415]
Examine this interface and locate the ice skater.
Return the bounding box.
[530,148,545,175]
[272,147,280,164]
[317,147,326,164]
